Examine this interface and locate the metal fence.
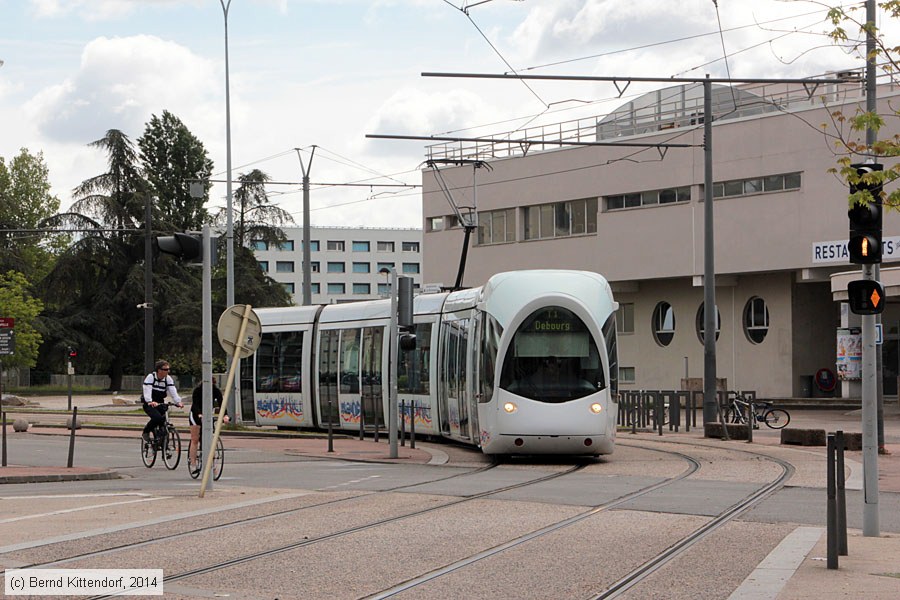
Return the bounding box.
[618,389,757,435]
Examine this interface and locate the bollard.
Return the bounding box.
[374,416,379,443]
[836,430,848,556]
[67,407,78,468]
[400,400,406,447]
[410,401,416,450]
[2,410,6,467]
[359,404,365,441]
[327,397,334,453]
[826,434,838,569]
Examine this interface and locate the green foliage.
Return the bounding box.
[825,3,900,211]
[0,271,44,368]
[138,110,214,232]
[0,149,63,280]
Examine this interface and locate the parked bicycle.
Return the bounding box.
[140,402,182,469]
[188,433,224,481]
[725,394,791,429]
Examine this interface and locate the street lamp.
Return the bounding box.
[219,0,237,419]
[219,0,234,311]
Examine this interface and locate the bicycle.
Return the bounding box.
[140,403,182,470]
[187,433,224,481]
[725,394,791,429]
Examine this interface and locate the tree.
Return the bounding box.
[824,3,899,208]
[213,169,295,309]
[0,271,44,369]
[0,149,63,280]
[138,110,214,232]
[38,130,152,389]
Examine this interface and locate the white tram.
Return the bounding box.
[243,270,619,455]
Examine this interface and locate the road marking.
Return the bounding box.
[727,526,822,600]
[0,497,165,524]
[0,492,152,500]
[319,475,382,490]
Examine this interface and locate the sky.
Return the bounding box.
[0,0,890,230]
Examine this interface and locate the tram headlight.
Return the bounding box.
[590,403,603,414]
[503,401,518,414]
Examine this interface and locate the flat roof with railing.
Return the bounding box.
[425,70,888,163]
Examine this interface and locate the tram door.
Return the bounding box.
[361,327,385,430]
[318,330,340,427]
[439,316,472,440]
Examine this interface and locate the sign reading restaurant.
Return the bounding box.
[813,237,900,264]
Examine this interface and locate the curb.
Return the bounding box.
[0,470,122,485]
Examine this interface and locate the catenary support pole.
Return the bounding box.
[702,75,718,428]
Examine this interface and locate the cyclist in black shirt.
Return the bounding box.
[189,381,229,474]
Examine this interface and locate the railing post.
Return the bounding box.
[827,433,838,569]
[836,430,848,556]
[1,410,7,467]
[327,397,334,453]
[67,406,78,468]
[409,400,416,449]
[400,400,406,447]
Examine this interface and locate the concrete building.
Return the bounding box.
[421,75,899,399]
[253,226,423,304]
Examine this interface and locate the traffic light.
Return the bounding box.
[156,232,203,263]
[67,347,77,358]
[847,279,885,315]
[847,163,883,264]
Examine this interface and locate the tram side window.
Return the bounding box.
[399,323,431,394]
[340,329,361,394]
[480,314,502,403]
[602,314,618,400]
[256,331,303,393]
[499,307,604,403]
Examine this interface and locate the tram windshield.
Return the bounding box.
[499,307,604,403]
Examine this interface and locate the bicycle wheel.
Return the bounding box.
[763,409,790,429]
[188,440,202,479]
[212,437,225,481]
[725,406,743,424]
[163,426,181,470]
[140,434,157,468]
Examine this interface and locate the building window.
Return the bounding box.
[276,261,294,273]
[377,262,395,272]
[713,172,801,198]
[311,283,320,294]
[377,241,394,252]
[620,367,636,384]
[617,303,634,334]
[252,240,268,251]
[278,240,294,251]
[402,263,420,274]
[283,282,295,294]
[327,262,345,273]
[696,303,721,343]
[652,302,675,347]
[327,283,345,295]
[309,240,320,251]
[743,297,770,344]
[427,217,444,232]
[310,261,320,273]
[477,208,516,245]
[258,261,268,272]
[606,186,690,211]
[352,262,370,273]
[523,198,597,240]
[352,241,370,252]
[327,240,345,251]
[402,241,420,252]
[378,283,390,296]
[353,283,371,295]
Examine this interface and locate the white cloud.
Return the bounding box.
[26,35,219,144]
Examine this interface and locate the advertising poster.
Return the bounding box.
[836,327,861,380]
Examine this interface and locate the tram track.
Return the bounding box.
[71,463,590,600]
[360,440,792,600]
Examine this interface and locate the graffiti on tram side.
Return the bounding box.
[400,400,432,428]
[340,400,363,424]
[480,429,491,446]
[256,395,304,422]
